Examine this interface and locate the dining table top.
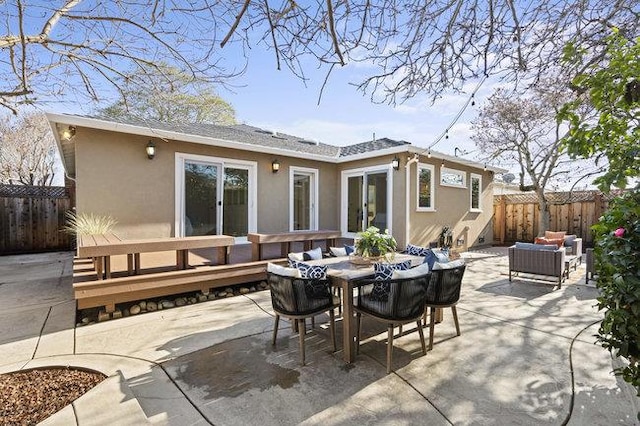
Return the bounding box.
[307,253,425,281]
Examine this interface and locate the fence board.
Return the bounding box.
[493,190,622,247]
[0,185,73,254]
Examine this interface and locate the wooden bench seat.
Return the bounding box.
[248,230,342,260]
[78,234,235,279]
[74,259,287,313]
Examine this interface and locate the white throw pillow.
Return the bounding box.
[432,259,466,270]
[392,262,431,279]
[267,262,301,277]
[303,246,323,260]
[288,252,304,261]
[329,247,348,257]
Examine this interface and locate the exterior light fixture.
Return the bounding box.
[146,141,156,160]
[391,156,400,171]
[427,149,432,158]
[62,126,76,140]
[272,159,280,173]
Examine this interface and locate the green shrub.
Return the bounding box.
[592,189,640,394]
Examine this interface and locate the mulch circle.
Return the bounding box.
[0,367,106,425]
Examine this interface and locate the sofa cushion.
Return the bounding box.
[545,231,566,240]
[267,262,301,277]
[515,242,557,251]
[534,237,564,248]
[392,262,431,279]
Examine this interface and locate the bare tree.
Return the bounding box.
[0,112,58,186]
[471,84,603,234]
[0,1,637,113]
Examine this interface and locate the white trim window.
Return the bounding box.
[417,163,435,211]
[440,166,467,188]
[470,173,482,212]
[289,167,319,231]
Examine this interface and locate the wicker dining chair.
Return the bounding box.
[354,272,431,374]
[268,272,340,365]
[424,264,466,350]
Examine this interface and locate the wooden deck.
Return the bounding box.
[73,235,348,313]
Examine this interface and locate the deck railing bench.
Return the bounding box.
[78,233,235,280]
[247,230,343,261]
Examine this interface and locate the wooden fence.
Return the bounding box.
[0,185,74,254]
[493,190,621,247]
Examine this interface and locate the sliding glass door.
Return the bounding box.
[343,168,391,236]
[177,154,256,239]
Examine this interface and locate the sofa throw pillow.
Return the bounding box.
[371,260,412,302]
[534,237,563,248]
[424,248,449,269]
[288,252,304,262]
[344,244,355,255]
[545,231,566,240]
[303,247,323,261]
[406,243,430,256]
[329,247,348,257]
[267,262,301,277]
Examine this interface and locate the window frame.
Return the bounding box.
[470,173,482,212]
[440,166,467,188]
[416,163,436,212]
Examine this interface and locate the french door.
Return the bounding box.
[290,167,318,231]
[176,154,256,239]
[342,168,391,236]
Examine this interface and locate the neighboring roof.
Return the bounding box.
[47,113,507,177]
[339,137,411,157]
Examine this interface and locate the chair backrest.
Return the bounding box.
[426,265,466,306]
[355,273,431,321]
[267,272,334,316]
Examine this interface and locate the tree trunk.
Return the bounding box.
[537,190,551,236]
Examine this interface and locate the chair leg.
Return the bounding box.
[429,307,436,351]
[272,314,280,345]
[356,312,362,355]
[417,320,427,355]
[298,319,306,366]
[329,309,337,352]
[387,325,394,374]
[452,306,460,336]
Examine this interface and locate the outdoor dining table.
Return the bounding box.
[307,253,425,364]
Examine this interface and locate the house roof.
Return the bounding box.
[47,112,507,177]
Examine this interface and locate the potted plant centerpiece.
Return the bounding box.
[351,226,398,264]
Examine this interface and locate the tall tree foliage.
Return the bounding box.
[98,66,236,125]
[0,1,637,113]
[471,84,598,235]
[561,30,640,394]
[0,112,58,186]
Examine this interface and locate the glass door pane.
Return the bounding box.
[347,175,364,233]
[184,162,218,236]
[293,173,311,230]
[366,172,388,230]
[222,167,249,237]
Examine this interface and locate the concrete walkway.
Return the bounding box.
[0,250,638,425]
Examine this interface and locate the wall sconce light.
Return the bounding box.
[427,149,432,158]
[146,141,156,160]
[271,159,280,173]
[62,126,76,140]
[391,156,400,171]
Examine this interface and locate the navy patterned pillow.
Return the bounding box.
[406,243,429,256]
[423,249,449,269]
[295,262,328,279]
[371,261,412,302]
[344,244,355,255]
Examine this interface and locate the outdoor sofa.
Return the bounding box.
[508,242,566,287]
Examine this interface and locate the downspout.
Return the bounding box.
[404,154,420,247]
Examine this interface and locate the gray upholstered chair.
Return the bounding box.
[508,243,566,287]
[424,264,466,350]
[354,272,431,374]
[268,272,340,365]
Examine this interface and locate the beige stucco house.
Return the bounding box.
[48,113,505,251]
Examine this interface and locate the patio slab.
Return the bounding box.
[0,249,638,425]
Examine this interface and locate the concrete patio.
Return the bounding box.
[0,248,638,425]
